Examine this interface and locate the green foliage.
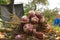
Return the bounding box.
[43,8,58,21]
[32,0,48,5]
[24,3,35,15]
[0,0,7,4]
[24,0,48,15]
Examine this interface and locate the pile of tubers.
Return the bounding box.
[15,10,51,40]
